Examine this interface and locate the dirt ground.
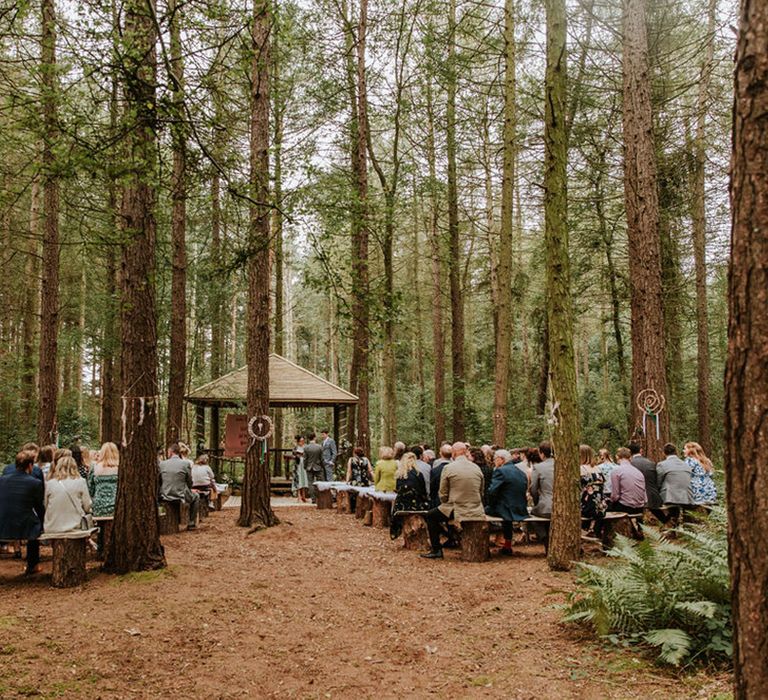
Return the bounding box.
[0,504,731,699]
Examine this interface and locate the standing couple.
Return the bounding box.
[293,430,337,502]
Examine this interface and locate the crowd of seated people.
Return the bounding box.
[0,439,228,575]
[343,434,719,559]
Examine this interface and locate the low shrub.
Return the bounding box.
[563,509,732,667]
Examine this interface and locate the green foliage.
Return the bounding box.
[563,510,732,667]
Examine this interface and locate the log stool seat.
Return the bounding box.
[39,529,97,588]
[159,499,190,535]
[395,511,430,550]
[369,491,395,529]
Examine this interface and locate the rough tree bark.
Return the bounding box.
[447,0,465,442]
[425,78,446,447]
[22,180,40,426]
[38,0,60,447]
[691,0,716,455]
[544,0,580,572]
[345,0,371,456]
[238,0,278,530]
[726,1,768,695]
[621,0,670,460]
[103,0,165,574]
[492,0,516,447]
[101,4,122,444]
[165,0,187,447]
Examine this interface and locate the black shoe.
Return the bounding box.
[500,548,514,556]
[442,539,460,549]
[420,549,444,559]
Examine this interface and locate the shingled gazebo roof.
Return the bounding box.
[185,353,358,408]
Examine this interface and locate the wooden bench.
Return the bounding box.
[457,516,503,562]
[521,512,643,551]
[334,484,354,515]
[39,529,97,588]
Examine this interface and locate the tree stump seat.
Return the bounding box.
[369,492,395,529]
[396,511,430,550]
[336,489,352,514]
[159,500,190,535]
[456,519,490,562]
[316,489,333,510]
[93,517,114,561]
[40,529,97,588]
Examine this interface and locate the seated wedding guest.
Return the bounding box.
[429,443,453,509]
[684,442,717,505]
[53,448,72,472]
[3,443,44,481]
[393,441,406,463]
[44,456,92,534]
[191,454,217,510]
[422,449,436,466]
[597,448,619,499]
[579,445,605,532]
[409,446,432,498]
[421,442,485,559]
[0,450,44,575]
[374,446,398,493]
[346,446,373,485]
[71,445,91,479]
[608,448,647,514]
[530,442,555,517]
[486,449,529,555]
[390,452,429,539]
[629,442,663,517]
[159,443,200,529]
[656,443,693,508]
[88,441,120,517]
[469,446,493,506]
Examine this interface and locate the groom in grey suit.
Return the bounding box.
[320,430,338,481]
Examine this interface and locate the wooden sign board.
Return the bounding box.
[224,414,248,457]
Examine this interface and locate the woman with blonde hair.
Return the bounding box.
[373,446,397,492]
[88,442,120,517]
[684,442,717,504]
[390,452,428,538]
[44,456,92,534]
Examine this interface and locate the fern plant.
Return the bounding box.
[563,509,732,666]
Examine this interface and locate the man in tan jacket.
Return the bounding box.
[421,442,485,559]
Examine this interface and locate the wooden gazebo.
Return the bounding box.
[185,353,358,469]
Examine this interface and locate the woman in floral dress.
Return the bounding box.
[684,442,717,504]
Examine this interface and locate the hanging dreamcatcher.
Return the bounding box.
[248,415,273,460]
[636,389,666,441]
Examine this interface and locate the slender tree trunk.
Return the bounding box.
[272,7,285,453]
[238,0,277,530]
[447,0,465,441]
[38,0,60,447]
[493,0,516,446]
[621,0,670,460]
[691,0,716,455]
[544,0,580,571]
[101,10,121,444]
[425,79,445,447]
[103,0,165,574]
[165,0,187,447]
[22,180,41,426]
[345,0,371,455]
[726,2,768,694]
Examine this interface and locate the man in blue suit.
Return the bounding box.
[320,430,337,482]
[486,449,529,556]
[0,450,45,575]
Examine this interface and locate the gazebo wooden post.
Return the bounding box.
[333,405,340,449]
[210,406,220,471]
[195,404,205,454]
